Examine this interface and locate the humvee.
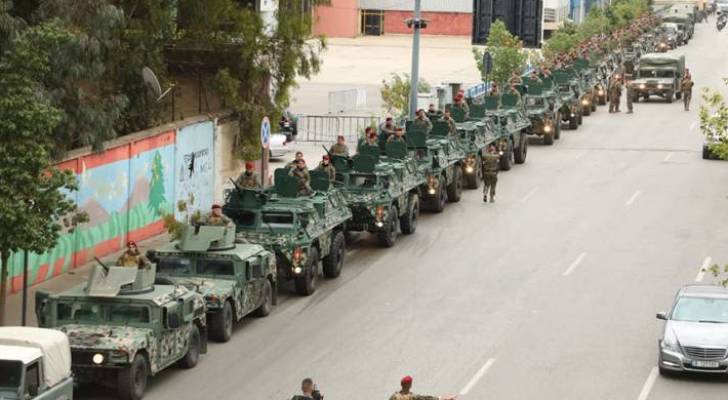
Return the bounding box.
[35,264,207,400]
[148,225,277,342]
[630,53,685,103]
[223,170,352,295]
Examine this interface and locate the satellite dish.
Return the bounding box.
[142,66,173,102]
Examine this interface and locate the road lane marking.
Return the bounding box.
[459,358,496,395]
[663,152,673,162]
[637,366,658,400]
[625,190,641,206]
[696,257,712,282]
[520,188,538,203]
[563,252,587,276]
[690,121,698,131]
[575,151,586,160]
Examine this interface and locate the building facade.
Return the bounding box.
[543,0,570,39]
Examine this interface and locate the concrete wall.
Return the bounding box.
[313,0,359,38]
[383,10,472,36]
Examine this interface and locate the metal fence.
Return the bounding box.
[296,115,384,144]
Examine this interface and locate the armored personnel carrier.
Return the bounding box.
[450,104,498,188]
[482,94,530,170]
[223,170,352,296]
[336,142,425,247]
[522,78,562,145]
[553,71,583,130]
[35,263,207,400]
[148,224,276,342]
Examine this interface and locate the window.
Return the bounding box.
[24,362,39,397]
[109,305,150,323]
[198,259,235,276]
[672,297,728,323]
[58,303,103,322]
[158,257,193,274]
[350,174,378,189]
[262,212,295,229]
[0,360,22,390]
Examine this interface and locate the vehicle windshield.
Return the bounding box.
[525,97,545,107]
[0,360,22,391]
[262,211,295,229]
[639,69,674,78]
[349,174,379,189]
[57,302,150,324]
[672,296,728,323]
[197,259,235,276]
[158,257,193,274]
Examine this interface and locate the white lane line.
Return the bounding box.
[690,121,698,131]
[637,366,658,400]
[574,151,586,160]
[562,252,587,277]
[625,190,642,206]
[459,358,496,395]
[520,187,538,203]
[696,256,712,282]
[663,152,673,162]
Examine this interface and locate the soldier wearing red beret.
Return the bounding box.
[236,161,260,189]
[388,375,456,400]
[116,240,150,268]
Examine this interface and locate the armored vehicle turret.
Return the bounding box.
[148,224,276,342]
[223,170,352,296]
[35,262,207,400]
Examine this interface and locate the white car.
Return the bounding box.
[269,132,293,159]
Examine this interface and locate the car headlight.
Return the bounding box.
[640,84,646,90]
[661,329,681,352]
[657,84,663,89]
[581,99,589,106]
[92,353,105,365]
[465,165,474,174]
[598,90,604,96]
[293,266,302,274]
[544,124,552,133]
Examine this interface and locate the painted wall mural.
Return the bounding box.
[174,121,215,221]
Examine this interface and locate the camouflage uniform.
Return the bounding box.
[443,116,458,136]
[387,135,406,144]
[452,101,470,119]
[116,251,150,268]
[681,77,694,111]
[328,143,350,157]
[317,161,336,182]
[236,171,260,188]
[388,392,439,400]
[413,116,433,133]
[289,167,312,195]
[608,79,622,113]
[200,213,233,227]
[481,152,500,202]
[626,83,634,114]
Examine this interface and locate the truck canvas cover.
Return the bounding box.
[0,327,71,388]
[640,53,685,66]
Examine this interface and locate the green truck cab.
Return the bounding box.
[223,171,352,296]
[148,225,276,342]
[483,94,530,170]
[553,71,583,130]
[336,143,424,247]
[0,327,74,400]
[35,264,207,400]
[630,53,685,103]
[522,78,562,145]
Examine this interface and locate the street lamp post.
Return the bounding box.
[408,0,423,120]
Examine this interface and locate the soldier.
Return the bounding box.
[235,161,260,188]
[387,128,406,143]
[328,135,349,157]
[379,117,397,148]
[442,110,458,136]
[286,151,306,170]
[289,158,312,195]
[608,74,623,113]
[681,71,694,111]
[413,109,433,133]
[200,204,234,227]
[388,376,455,400]
[291,378,323,400]
[490,82,500,96]
[626,79,634,114]
[481,144,501,203]
[509,71,523,87]
[116,240,150,268]
[452,93,470,119]
[317,155,336,182]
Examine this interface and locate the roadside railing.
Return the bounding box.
[296,115,383,144]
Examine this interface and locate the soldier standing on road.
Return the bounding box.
[413,109,433,133]
[608,74,623,113]
[316,155,336,182]
[388,376,455,400]
[481,144,501,203]
[286,151,306,170]
[626,79,634,114]
[289,158,312,195]
[681,71,694,111]
[199,204,234,227]
[116,241,150,268]
[328,135,350,157]
[235,161,260,188]
[291,378,323,400]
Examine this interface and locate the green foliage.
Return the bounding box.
[708,263,728,287]
[0,24,80,323]
[611,0,649,27]
[380,73,431,118]
[699,81,728,160]
[473,20,526,86]
[148,151,167,216]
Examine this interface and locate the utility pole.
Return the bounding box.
[408,0,423,120]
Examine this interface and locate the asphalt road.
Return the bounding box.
[125,22,728,400]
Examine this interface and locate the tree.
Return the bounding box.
[472,20,527,86]
[380,73,431,118]
[148,151,167,216]
[0,25,79,324]
[699,80,728,160]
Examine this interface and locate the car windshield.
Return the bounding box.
[197,259,235,276]
[639,69,674,78]
[0,360,22,390]
[158,257,193,274]
[672,296,728,323]
[57,302,150,324]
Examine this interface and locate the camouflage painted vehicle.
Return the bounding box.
[335,142,425,247]
[223,171,352,296]
[450,103,499,188]
[522,78,562,145]
[148,225,276,342]
[572,62,598,116]
[630,53,685,103]
[553,71,583,130]
[35,264,207,400]
[482,94,530,170]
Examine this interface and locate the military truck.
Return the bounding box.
[481,94,530,170]
[0,327,74,400]
[662,21,686,46]
[553,72,583,130]
[665,9,695,40]
[35,264,207,400]
[522,78,562,145]
[450,106,498,187]
[223,170,351,295]
[630,53,686,103]
[336,142,424,247]
[148,225,276,342]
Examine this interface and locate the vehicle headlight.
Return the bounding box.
[465,165,474,174]
[427,176,438,194]
[581,99,589,106]
[375,221,384,228]
[657,84,663,89]
[598,90,604,96]
[544,124,552,133]
[661,329,681,352]
[640,84,646,90]
[92,353,105,365]
[293,266,302,274]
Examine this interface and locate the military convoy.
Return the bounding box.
[630,53,685,103]
[35,263,207,400]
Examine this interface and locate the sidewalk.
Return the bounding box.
[1,233,171,327]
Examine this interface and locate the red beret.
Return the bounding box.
[126,240,137,247]
[401,376,413,385]
[245,161,255,169]
[368,131,377,138]
[322,155,330,161]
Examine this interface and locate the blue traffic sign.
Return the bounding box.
[261,116,271,149]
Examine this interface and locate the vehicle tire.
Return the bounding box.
[253,279,273,317]
[632,94,640,103]
[294,248,318,296]
[322,231,345,278]
[658,364,675,377]
[209,301,233,342]
[179,325,201,369]
[464,164,478,189]
[591,102,597,112]
[430,183,447,213]
[499,142,514,171]
[400,194,419,234]
[583,106,591,116]
[376,209,399,247]
[514,135,527,164]
[118,354,148,400]
[568,113,578,130]
[676,91,682,100]
[543,131,554,145]
[554,114,562,139]
[446,167,462,203]
[598,95,607,106]
[643,93,649,102]
[577,111,583,125]
[667,92,674,103]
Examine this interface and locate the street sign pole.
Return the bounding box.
[260,116,271,188]
[408,0,422,120]
[21,250,28,326]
